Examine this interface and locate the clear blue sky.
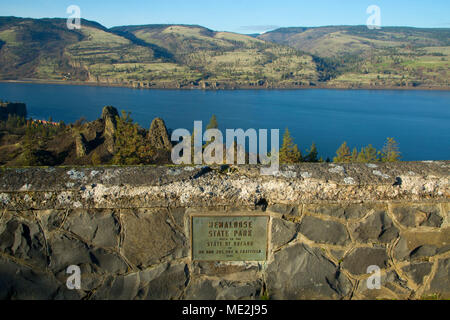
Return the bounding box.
[1,0,449,32]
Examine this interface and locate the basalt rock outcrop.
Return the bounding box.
[74,133,89,158]
[147,117,172,163]
[148,118,171,151]
[0,101,27,121]
[101,106,119,154]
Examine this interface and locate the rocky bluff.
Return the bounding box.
[0,100,27,121]
[0,162,449,300]
[75,106,172,164]
[0,104,173,166]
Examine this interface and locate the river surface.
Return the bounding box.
[0,82,449,160]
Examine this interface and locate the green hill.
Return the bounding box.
[0,17,169,84]
[259,26,449,56]
[0,17,448,89]
[110,24,318,87]
[0,17,318,88]
[259,26,450,87]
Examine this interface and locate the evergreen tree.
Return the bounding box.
[21,126,38,166]
[333,142,351,163]
[364,144,379,162]
[381,137,401,162]
[356,148,366,162]
[279,128,302,164]
[112,111,154,165]
[304,142,319,162]
[351,148,358,162]
[206,114,218,130]
[20,124,51,166]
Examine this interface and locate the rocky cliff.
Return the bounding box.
[0,101,27,121]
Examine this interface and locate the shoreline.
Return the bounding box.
[1,79,449,92]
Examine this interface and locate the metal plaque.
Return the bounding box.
[191,215,268,261]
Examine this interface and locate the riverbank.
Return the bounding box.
[1,79,449,91]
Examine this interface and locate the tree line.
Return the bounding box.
[279,127,401,164]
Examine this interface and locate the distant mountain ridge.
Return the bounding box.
[259,25,450,56]
[0,17,448,89]
[259,25,449,87]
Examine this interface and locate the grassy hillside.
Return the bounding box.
[111,24,318,87]
[0,18,318,88]
[0,17,171,84]
[259,26,450,88]
[0,17,84,80]
[0,17,448,89]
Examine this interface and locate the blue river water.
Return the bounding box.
[0,82,449,161]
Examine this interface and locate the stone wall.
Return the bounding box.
[0,162,448,300]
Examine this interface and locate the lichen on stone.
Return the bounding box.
[329,165,345,174]
[67,169,86,181]
[301,172,312,179]
[0,193,10,205]
[344,177,356,185]
[373,170,390,179]
[57,191,73,205]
